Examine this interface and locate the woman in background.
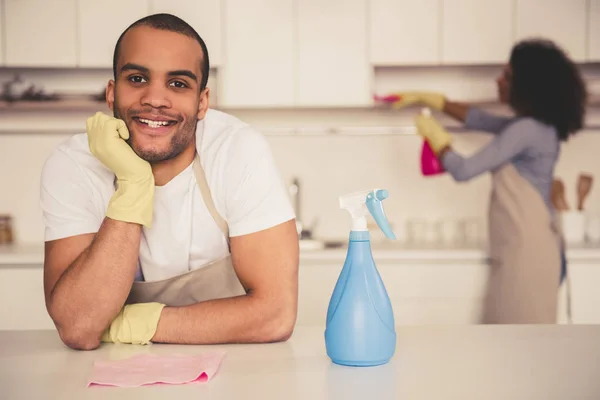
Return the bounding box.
[388,39,587,323]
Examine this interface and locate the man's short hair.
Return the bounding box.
[112,13,210,90]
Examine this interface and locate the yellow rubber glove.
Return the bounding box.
[414,113,452,155]
[87,112,154,228]
[101,303,166,345]
[390,91,446,111]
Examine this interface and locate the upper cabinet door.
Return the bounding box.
[78,0,149,68]
[441,0,514,64]
[296,0,370,106]
[516,0,587,62]
[150,0,222,67]
[219,0,294,107]
[369,0,440,66]
[588,0,600,61]
[5,0,78,67]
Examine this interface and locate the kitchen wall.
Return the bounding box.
[1,65,600,244]
[1,0,600,245]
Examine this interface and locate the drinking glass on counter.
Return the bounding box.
[435,219,464,245]
[460,217,484,246]
[404,217,484,246]
[405,219,429,245]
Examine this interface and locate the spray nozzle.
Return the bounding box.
[339,189,396,240]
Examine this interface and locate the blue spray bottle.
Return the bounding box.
[325,189,397,367]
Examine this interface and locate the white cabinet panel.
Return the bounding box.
[516,0,587,62]
[296,0,371,106]
[220,0,294,107]
[78,0,149,68]
[0,267,54,331]
[150,0,222,67]
[441,0,514,64]
[589,0,600,61]
[5,0,77,67]
[298,260,488,326]
[369,0,440,65]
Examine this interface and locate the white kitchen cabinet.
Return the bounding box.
[5,0,78,67]
[150,0,222,67]
[589,0,600,61]
[369,0,440,66]
[516,0,587,62]
[296,0,371,107]
[219,0,294,107]
[78,0,149,68]
[441,0,514,64]
[298,259,489,326]
[0,267,54,331]
[297,252,596,326]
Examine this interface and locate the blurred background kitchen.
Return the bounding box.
[0,0,599,329]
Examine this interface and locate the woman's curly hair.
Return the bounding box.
[509,38,588,141]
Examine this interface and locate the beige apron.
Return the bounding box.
[483,163,561,324]
[125,153,247,307]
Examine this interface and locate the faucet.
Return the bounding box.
[289,177,319,240]
[289,177,303,236]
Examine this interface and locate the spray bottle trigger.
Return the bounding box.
[366,190,396,240]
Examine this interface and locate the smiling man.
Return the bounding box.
[39,14,299,350]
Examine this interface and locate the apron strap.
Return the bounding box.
[192,152,230,243]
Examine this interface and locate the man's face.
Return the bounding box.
[495,64,512,104]
[106,26,209,163]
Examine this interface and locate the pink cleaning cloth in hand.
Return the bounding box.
[373,93,401,103]
[87,351,226,387]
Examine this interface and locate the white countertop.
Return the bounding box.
[3,242,600,266]
[1,325,599,399]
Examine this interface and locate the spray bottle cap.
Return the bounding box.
[339,189,396,239]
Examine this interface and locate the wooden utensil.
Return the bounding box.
[576,173,593,211]
[551,178,569,211]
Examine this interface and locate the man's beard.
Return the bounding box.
[113,102,198,163]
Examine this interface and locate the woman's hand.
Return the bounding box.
[374,91,446,111]
[414,113,452,155]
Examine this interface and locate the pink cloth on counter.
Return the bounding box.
[87,351,226,387]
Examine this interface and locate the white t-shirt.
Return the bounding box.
[40,109,295,282]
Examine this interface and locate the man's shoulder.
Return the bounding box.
[51,132,90,155]
[42,132,111,181]
[200,109,270,161]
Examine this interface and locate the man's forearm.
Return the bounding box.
[151,294,296,345]
[48,217,142,341]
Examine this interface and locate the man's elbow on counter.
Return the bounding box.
[56,324,102,350]
[48,303,102,350]
[260,300,297,343]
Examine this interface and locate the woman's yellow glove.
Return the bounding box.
[101,303,165,345]
[383,91,446,111]
[414,113,452,154]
